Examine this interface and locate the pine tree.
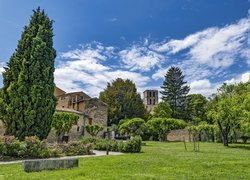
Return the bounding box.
[0,7,56,140]
[160,66,190,119]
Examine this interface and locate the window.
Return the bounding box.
[153,99,155,105]
[149,92,152,97]
[149,99,152,105]
[153,92,155,97]
[62,106,64,108]
[89,118,93,125]
[77,126,80,132]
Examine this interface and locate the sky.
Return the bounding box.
[0,0,250,98]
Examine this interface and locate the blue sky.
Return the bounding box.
[0,0,250,97]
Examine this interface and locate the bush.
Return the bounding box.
[24,136,51,158]
[81,136,142,153]
[55,141,93,156]
[119,136,142,153]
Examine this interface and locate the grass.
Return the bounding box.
[0,142,249,180]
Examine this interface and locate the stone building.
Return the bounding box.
[46,87,108,142]
[143,90,159,113]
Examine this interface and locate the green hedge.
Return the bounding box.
[81,136,142,153]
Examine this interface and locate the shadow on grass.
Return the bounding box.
[229,145,250,150]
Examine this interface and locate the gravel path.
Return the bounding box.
[0,150,123,165]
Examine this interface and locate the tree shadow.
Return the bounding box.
[229,145,250,150]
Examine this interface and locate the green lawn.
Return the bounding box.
[0,142,249,180]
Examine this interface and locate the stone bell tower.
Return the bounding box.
[143,90,158,113]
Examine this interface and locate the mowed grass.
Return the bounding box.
[0,142,249,180]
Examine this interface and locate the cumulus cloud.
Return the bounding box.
[189,79,219,97]
[119,45,164,72]
[224,71,250,84]
[152,15,250,68]
[55,43,150,97]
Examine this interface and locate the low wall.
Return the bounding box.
[167,129,190,142]
[23,158,78,172]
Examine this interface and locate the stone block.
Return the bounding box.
[23,158,78,172]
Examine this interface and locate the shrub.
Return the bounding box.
[24,136,51,158]
[54,141,93,156]
[119,136,142,153]
[81,136,142,153]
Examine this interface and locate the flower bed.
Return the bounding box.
[0,135,92,161]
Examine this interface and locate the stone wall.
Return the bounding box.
[0,120,4,135]
[167,129,190,142]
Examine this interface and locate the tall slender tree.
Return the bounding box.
[0,7,56,140]
[160,66,190,119]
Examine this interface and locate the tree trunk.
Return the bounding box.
[223,134,229,146]
[233,130,237,143]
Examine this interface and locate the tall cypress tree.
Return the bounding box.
[0,7,56,140]
[160,66,190,119]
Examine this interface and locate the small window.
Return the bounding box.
[77,126,80,132]
[89,118,93,125]
[62,106,64,108]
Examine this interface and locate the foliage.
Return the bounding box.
[85,125,104,137]
[119,136,142,153]
[52,112,79,143]
[186,94,208,124]
[207,82,250,146]
[99,78,147,125]
[24,136,51,158]
[146,118,186,141]
[160,66,190,119]
[81,136,142,153]
[54,141,93,156]
[152,102,172,118]
[0,135,91,160]
[119,118,146,136]
[0,135,50,159]
[0,7,56,140]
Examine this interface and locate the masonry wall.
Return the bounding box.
[167,129,190,142]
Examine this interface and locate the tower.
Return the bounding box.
[143,90,159,112]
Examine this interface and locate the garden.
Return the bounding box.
[0,141,249,179]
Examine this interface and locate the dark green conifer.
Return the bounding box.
[160,66,190,119]
[0,7,56,140]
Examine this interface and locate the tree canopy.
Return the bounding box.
[152,102,172,118]
[0,7,56,140]
[52,112,79,143]
[100,78,147,125]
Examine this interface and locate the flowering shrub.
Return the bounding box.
[0,135,92,160]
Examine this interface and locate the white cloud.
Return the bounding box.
[189,79,219,97]
[55,43,150,97]
[225,71,250,84]
[151,15,250,68]
[107,18,117,22]
[119,45,164,72]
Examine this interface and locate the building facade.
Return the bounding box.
[143,90,159,113]
[46,87,108,142]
